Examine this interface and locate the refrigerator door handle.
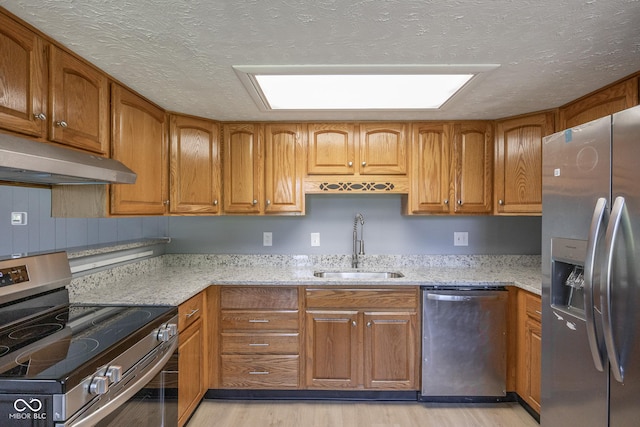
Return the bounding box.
[602,195,627,383]
[584,197,607,372]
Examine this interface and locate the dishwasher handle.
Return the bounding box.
[426,292,503,302]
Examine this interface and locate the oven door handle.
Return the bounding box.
[70,337,178,427]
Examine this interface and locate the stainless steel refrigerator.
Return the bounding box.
[541,105,640,426]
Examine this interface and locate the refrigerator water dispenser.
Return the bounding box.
[550,237,588,317]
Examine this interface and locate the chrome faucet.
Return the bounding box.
[352,213,365,268]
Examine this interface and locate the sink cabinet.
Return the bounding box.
[305,287,419,390]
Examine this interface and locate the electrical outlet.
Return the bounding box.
[263,232,272,246]
[454,231,468,246]
[11,212,27,225]
[311,233,320,247]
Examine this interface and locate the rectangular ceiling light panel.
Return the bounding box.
[234,65,499,111]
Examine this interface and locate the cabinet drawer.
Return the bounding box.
[306,288,418,309]
[525,293,542,322]
[221,310,299,330]
[221,333,299,354]
[221,287,298,309]
[178,292,204,332]
[221,355,299,388]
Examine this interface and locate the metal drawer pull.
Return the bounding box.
[185,308,199,318]
[249,319,269,323]
[249,343,269,347]
[249,371,270,375]
[535,310,542,315]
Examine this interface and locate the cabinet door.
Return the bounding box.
[223,123,262,213]
[524,317,542,413]
[410,123,452,213]
[0,12,47,137]
[169,115,221,214]
[49,46,109,154]
[359,123,407,175]
[495,113,554,215]
[307,123,356,174]
[305,310,359,389]
[558,78,638,130]
[264,123,305,214]
[178,319,204,427]
[111,84,168,215]
[453,122,493,214]
[364,311,417,390]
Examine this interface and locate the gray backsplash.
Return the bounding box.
[2,187,540,257]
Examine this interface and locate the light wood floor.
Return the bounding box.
[187,400,539,427]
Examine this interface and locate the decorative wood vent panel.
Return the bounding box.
[319,182,396,192]
[304,177,410,194]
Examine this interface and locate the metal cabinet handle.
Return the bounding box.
[55,120,68,128]
[348,161,353,167]
[366,321,372,327]
[498,199,504,205]
[362,161,367,166]
[249,371,270,375]
[443,199,449,205]
[352,320,357,327]
[185,308,199,318]
[34,113,47,121]
[213,200,218,206]
[249,319,269,323]
[266,199,271,206]
[457,200,462,205]
[252,199,258,206]
[249,343,269,347]
[163,200,170,206]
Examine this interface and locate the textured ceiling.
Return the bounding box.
[2,0,639,121]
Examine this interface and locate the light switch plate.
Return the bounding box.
[311,233,320,247]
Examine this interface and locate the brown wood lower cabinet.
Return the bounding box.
[305,287,419,390]
[516,290,542,414]
[216,286,302,389]
[178,292,206,427]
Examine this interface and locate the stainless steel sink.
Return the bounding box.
[313,271,404,279]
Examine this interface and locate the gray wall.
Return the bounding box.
[0,185,169,257]
[1,187,541,257]
[167,194,541,255]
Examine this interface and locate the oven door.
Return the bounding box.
[62,337,178,427]
[94,350,178,427]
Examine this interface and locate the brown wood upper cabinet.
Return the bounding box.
[223,123,305,215]
[408,121,492,214]
[558,77,638,130]
[111,84,168,215]
[0,13,108,154]
[494,112,554,215]
[407,123,451,214]
[452,122,493,214]
[307,123,407,175]
[169,114,221,214]
[49,46,109,154]
[0,11,47,138]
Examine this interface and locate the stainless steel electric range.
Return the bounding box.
[0,252,178,427]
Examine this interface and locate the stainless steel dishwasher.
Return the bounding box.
[421,286,507,399]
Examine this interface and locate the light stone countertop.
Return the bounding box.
[69,253,542,306]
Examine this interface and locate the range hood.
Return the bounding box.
[0,134,136,185]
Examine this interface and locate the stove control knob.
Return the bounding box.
[157,327,170,342]
[167,323,178,337]
[105,366,123,384]
[89,376,109,395]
